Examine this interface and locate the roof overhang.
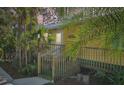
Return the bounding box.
[44,23,63,30]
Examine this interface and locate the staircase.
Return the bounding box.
[0,77,7,85]
[0,67,13,85]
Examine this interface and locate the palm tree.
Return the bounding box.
[57,7,124,58]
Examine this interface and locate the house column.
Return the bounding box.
[56,32,63,44]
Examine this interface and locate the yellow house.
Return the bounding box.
[44,23,64,44]
[44,22,80,45]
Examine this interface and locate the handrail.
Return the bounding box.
[80,46,124,51]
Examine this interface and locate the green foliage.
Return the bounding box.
[37,25,47,42]
[94,70,124,84]
[0,48,4,59]
[0,8,47,70]
[0,8,16,51]
[107,70,124,84]
[19,64,37,76]
[94,70,112,84]
[48,34,55,43]
[61,8,124,59]
[57,8,66,18]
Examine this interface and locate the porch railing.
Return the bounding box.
[78,47,124,72]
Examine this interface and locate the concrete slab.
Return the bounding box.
[12,77,51,85]
[0,67,13,82]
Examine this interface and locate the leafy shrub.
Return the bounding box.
[94,70,112,84]
[94,70,124,85]
[19,64,37,76]
[107,70,124,85]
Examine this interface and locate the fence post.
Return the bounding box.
[38,52,41,76]
[52,56,55,83]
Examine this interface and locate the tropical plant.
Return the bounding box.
[19,64,37,76]
[59,8,124,58]
[107,70,124,84]
[94,70,124,84]
[0,8,47,69]
[11,8,46,68]
[0,8,16,52]
[94,70,112,84]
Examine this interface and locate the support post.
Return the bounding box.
[38,52,41,76]
[52,56,55,83]
[37,36,41,76]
